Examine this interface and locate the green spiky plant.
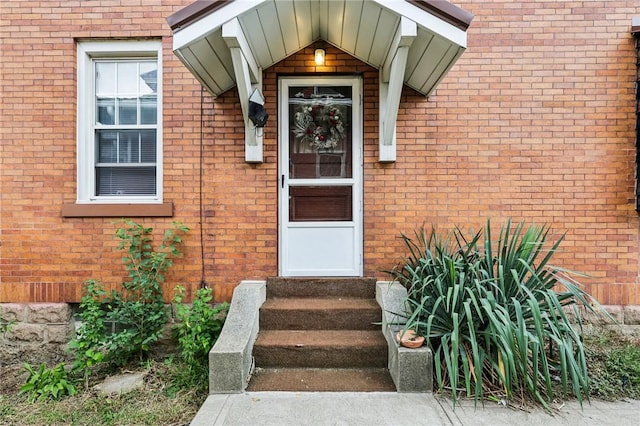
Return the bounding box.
[389,220,611,408]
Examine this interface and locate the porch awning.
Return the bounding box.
[168,0,471,96]
[167,0,473,162]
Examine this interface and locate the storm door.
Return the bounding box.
[279,77,362,276]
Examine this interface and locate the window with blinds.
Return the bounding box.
[94,60,158,196]
[76,40,162,204]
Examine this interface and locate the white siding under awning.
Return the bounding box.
[170,0,469,97]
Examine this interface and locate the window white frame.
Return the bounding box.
[77,40,163,204]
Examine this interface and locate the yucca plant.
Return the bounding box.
[389,219,611,408]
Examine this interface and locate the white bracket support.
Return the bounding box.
[379,17,417,162]
[223,18,263,163]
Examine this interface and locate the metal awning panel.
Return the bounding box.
[167,0,472,162]
[169,0,471,97]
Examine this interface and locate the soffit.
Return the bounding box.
[167,0,473,97]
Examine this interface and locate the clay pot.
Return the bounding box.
[396,329,425,348]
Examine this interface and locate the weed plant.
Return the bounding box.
[19,363,77,402]
[172,286,229,392]
[389,220,610,408]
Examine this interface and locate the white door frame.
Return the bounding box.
[278,76,363,276]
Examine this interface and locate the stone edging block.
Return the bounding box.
[376,281,432,393]
[209,280,266,394]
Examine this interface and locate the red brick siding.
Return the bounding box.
[1,1,639,305]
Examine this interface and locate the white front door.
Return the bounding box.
[279,77,363,276]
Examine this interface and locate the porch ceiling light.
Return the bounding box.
[314,48,325,66]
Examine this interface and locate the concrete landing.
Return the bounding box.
[190,392,448,426]
[190,392,640,426]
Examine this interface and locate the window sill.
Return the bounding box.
[61,202,173,218]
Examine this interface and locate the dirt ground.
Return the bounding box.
[0,363,28,395]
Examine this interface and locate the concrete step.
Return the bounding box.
[259,297,381,330]
[266,277,376,299]
[253,330,388,368]
[246,367,396,392]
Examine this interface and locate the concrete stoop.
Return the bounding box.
[207,278,432,394]
[248,277,394,392]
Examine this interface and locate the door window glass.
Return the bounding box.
[288,86,352,179]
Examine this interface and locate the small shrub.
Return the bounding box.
[107,220,189,363]
[389,219,610,408]
[70,221,189,381]
[19,363,77,402]
[172,286,229,391]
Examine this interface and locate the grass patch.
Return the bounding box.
[0,358,205,426]
[585,331,640,400]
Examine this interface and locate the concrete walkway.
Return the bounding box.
[190,392,640,426]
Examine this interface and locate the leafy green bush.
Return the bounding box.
[70,221,189,380]
[108,220,189,362]
[19,363,77,402]
[172,286,229,391]
[389,220,610,408]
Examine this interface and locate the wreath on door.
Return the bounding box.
[293,104,346,151]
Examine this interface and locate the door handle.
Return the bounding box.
[281,174,285,189]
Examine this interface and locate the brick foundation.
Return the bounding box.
[575,305,640,340]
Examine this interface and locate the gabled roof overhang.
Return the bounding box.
[167,0,473,163]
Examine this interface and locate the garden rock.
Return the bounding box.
[94,372,146,395]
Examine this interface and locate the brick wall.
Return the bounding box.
[429,1,639,305]
[0,1,206,303]
[1,1,639,305]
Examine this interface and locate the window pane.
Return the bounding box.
[139,62,157,94]
[288,86,352,179]
[96,130,156,164]
[316,86,352,98]
[117,62,138,95]
[140,95,157,124]
[96,166,156,196]
[140,130,156,162]
[96,130,117,163]
[96,97,115,125]
[118,130,140,163]
[95,63,115,95]
[95,63,116,125]
[118,98,137,125]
